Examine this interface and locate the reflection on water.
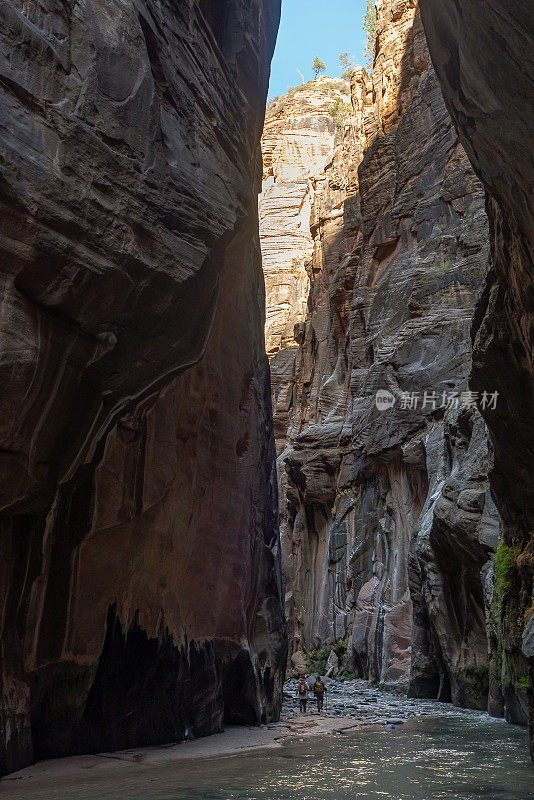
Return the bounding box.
[4,715,534,800]
[172,716,533,800]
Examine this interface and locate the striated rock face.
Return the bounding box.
[0,0,286,777]
[409,405,499,705]
[420,0,534,761]
[271,0,500,696]
[260,77,350,357]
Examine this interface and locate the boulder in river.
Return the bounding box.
[326,650,340,677]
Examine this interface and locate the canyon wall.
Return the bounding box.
[0,0,285,777]
[420,0,534,761]
[260,77,350,357]
[269,0,502,704]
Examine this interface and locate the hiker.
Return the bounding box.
[297,675,308,712]
[313,676,326,713]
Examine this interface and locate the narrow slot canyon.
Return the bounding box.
[265,0,532,733]
[0,0,533,797]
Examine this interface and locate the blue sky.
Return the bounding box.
[268,0,368,99]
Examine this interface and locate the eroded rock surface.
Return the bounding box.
[0,0,286,777]
[420,0,534,761]
[271,0,498,699]
[260,78,350,356]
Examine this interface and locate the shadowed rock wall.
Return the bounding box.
[420,0,534,762]
[0,0,286,776]
[271,0,499,699]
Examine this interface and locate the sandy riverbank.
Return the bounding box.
[1,710,372,789]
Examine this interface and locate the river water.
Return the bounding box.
[3,713,532,800]
[175,716,532,800]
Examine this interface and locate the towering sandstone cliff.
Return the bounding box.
[260,78,350,357]
[420,0,534,762]
[0,0,285,776]
[269,0,509,712]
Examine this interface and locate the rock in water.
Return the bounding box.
[326,650,340,678]
[0,0,286,777]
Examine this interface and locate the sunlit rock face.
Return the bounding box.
[260,77,350,357]
[0,0,286,777]
[420,0,534,761]
[271,0,499,694]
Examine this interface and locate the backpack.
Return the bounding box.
[314,680,324,695]
[298,680,307,696]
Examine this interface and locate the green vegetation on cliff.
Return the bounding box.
[266,79,350,119]
[304,646,329,674]
[303,636,356,679]
[330,97,352,133]
[494,541,519,599]
[311,56,326,79]
[339,51,356,80]
[463,665,490,700]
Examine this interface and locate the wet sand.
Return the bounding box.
[0,708,371,790]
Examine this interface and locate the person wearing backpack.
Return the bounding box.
[297,675,308,713]
[313,676,326,713]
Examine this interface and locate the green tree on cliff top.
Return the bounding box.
[363,0,377,72]
[339,52,356,81]
[311,56,326,79]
